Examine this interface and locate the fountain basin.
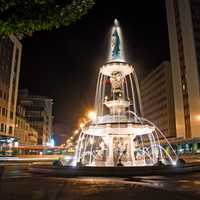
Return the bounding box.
[29,163,200,177]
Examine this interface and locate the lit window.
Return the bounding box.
[182,84,186,91]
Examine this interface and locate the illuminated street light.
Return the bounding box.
[195,115,200,121]
[87,110,96,120]
[80,123,85,128]
[74,129,79,135]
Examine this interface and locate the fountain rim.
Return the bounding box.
[88,121,151,126]
[101,61,134,76]
[82,122,155,131]
[104,60,132,65]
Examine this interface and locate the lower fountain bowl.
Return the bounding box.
[29,162,200,177]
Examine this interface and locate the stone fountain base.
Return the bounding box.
[29,163,200,177]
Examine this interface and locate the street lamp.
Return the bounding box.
[80,123,85,128]
[74,129,79,135]
[87,110,96,120]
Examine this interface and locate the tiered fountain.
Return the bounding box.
[75,19,178,167]
[31,20,200,177]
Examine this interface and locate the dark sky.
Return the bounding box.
[20,0,170,135]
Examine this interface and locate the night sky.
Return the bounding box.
[20,0,170,137]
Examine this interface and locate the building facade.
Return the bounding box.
[166,0,200,139]
[15,104,38,145]
[18,90,53,145]
[0,35,22,145]
[141,61,176,138]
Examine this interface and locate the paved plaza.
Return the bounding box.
[0,164,200,200]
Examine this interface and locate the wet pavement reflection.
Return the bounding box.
[125,173,200,195]
[0,164,200,200]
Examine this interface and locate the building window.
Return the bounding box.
[3,92,6,100]
[9,126,12,134]
[1,123,3,132]
[10,111,13,119]
[2,108,5,116]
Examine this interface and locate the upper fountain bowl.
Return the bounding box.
[100,62,133,76]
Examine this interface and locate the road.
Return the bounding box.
[0,163,200,200]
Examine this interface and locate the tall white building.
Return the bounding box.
[166,0,200,139]
[0,35,22,142]
[141,61,176,139]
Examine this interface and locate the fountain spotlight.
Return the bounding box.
[172,161,177,166]
[114,19,119,27]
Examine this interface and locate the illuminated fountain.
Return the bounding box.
[75,19,178,167]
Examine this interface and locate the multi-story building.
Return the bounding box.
[166,0,200,139]
[0,35,22,145]
[18,90,53,145]
[27,128,38,145]
[141,61,176,138]
[15,104,38,145]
